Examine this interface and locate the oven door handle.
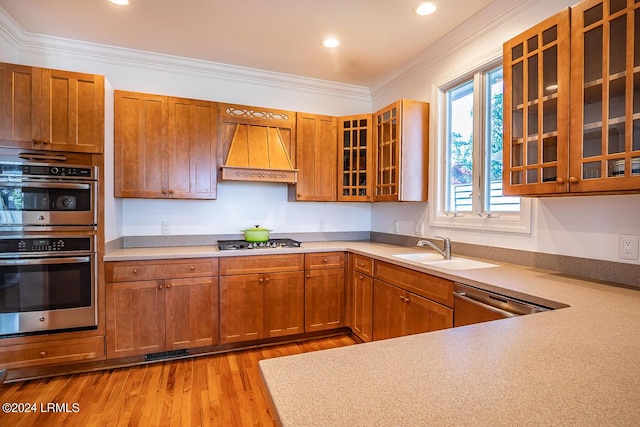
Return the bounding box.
[0,181,91,190]
[0,256,91,266]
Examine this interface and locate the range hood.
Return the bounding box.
[220,123,298,183]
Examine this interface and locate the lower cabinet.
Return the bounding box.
[304,252,346,332]
[373,280,453,340]
[349,254,374,342]
[105,258,218,359]
[219,254,305,344]
[0,336,105,370]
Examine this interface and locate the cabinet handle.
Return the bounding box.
[133,268,139,274]
[556,177,565,185]
[569,177,578,184]
[40,351,47,357]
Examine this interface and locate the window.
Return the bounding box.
[432,58,530,233]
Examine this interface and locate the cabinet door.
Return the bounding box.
[305,268,345,332]
[569,0,640,191]
[114,90,168,198]
[292,112,337,201]
[165,276,218,350]
[372,280,407,340]
[219,274,264,344]
[503,10,570,195]
[352,270,373,342]
[264,271,305,337]
[167,97,217,199]
[106,280,166,359]
[0,62,41,148]
[374,101,401,201]
[407,293,453,335]
[338,114,373,201]
[41,68,104,153]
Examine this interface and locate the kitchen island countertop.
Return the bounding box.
[105,241,640,425]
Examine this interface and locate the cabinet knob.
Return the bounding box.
[190,266,195,270]
[158,285,163,289]
[306,274,311,279]
[259,278,264,283]
[556,178,565,185]
[162,189,167,194]
[133,268,139,274]
[166,284,171,288]
[42,139,49,145]
[265,277,270,282]
[40,351,47,357]
[32,139,38,145]
[169,190,174,195]
[359,262,365,267]
[359,275,364,280]
[569,177,578,184]
[323,258,328,263]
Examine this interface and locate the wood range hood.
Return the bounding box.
[218,104,298,184]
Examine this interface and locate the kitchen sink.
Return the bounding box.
[392,253,498,270]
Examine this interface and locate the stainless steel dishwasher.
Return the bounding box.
[453,282,551,327]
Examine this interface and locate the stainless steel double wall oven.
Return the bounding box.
[0,152,98,337]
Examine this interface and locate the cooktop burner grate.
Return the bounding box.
[217,238,301,250]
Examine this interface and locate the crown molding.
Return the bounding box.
[0,6,370,102]
[370,0,535,100]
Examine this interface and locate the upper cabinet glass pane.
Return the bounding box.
[584,3,603,26]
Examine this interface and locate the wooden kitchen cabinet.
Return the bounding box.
[0,62,104,153]
[304,252,346,332]
[348,254,374,342]
[114,90,217,199]
[338,114,374,201]
[373,99,429,201]
[504,1,640,195]
[289,112,337,201]
[373,279,453,341]
[0,336,105,370]
[219,254,305,344]
[105,258,219,359]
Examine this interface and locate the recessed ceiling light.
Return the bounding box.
[323,37,340,49]
[109,0,129,5]
[414,2,437,16]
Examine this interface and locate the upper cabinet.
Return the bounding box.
[289,112,337,201]
[504,1,640,195]
[373,99,429,202]
[114,90,217,199]
[338,114,373,202]
[0,62,104,153]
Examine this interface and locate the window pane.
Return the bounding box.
[446,80,474,212]
[486,67,520,212]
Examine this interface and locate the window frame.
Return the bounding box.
[430,51,532,234]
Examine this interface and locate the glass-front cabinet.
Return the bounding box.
[570,0,640,192]
[504,0,640,195]
[503,9,571,195]
[338,114,373,201]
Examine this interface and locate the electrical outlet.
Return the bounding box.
[393,221,399,234]
[161,221,171,235]
[317,219,325,232]
[619,234,639,260]
[414,222,424,236]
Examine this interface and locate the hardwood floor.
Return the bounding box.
[0,334,357,426]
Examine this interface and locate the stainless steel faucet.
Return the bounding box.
[416,236,452,260]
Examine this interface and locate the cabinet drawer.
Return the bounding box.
[375,261,454,308]
[106,258,218,282]
[0,336,105,369]
[220,254,304,275]
[352,254,373,276]
[305,252,345,270]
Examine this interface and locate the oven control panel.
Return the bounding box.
[0,162,95,179]
[0,237,93,254]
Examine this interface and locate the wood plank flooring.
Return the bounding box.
[0,334,357,426]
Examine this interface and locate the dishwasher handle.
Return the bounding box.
[453,291,519,318]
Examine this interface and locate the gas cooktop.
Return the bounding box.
[217,239,301,250]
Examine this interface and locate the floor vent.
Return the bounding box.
[144,349,189,361]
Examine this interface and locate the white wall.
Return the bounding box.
[370,0,640,265]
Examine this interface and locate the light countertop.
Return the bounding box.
[105,241,640,425]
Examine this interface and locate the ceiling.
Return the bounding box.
[0,0,499,87]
